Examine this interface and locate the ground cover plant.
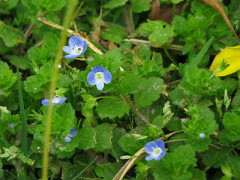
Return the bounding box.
[1,0,240,179]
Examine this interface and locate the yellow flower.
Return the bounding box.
[210,45,240,76]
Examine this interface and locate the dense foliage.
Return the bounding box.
[1,0,240,179]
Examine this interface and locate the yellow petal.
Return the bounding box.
[210,45,240,76]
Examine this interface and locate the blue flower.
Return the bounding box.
[68,128,77,137]
[64,128,77,143]
[199,133,205,139]
[9,123,14,128]
[144,140,166,161]
[87,66,112,90]
[62,36,87,59]
[41,96,67,105]
[64,137,72,143]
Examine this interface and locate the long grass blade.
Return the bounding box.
[17,68,28,154]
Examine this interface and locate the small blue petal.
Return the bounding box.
[68,128,77,137]
[81,41,87,53]
[144,142,157,154]
[69,36,83,47]
[87,72,96,85]
[62,46,72,54]
[64,137,72,143]
[103,69,112,84]
[155,140,165,149]
[42,99,50,105]
[96,80,104,90]
[145,154,155,161]
[58,97,67,104]
[64,54,81,59]
[92,66,105,73]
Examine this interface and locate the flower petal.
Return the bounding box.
[81,41,87,53]
[144,142,157,154]
[145,154,155,161]
[155,140,165,149]
[69,36,83,47]
[92,66,105,73]
[87,72,96,85]
[64,137,72,143]
[96,79,104,90]
[210,45,240,76]
[42,99,50,105]
[68,128,77,137]
[155,150,166,160]
[64,54,81,59]
[58,97,67,104]
[103,69,112,84]
[62,46,72,54]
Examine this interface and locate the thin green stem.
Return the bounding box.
[121,95,150,124]
[17,68,28,155]
[41,0,78,179]
[164,48,176,64]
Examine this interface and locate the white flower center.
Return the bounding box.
[95,72,104,81]
[71,46,82,55]
[52,97,60,104]
[152,147,163,156]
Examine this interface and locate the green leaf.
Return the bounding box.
[134,77,164,107]
[137,20,175,46]
[32,0,67,11]
[77,127,96,150]
[0,21,24,47]
[24,64,52,98]
[96,97,130,119]
[118,74,143,94]
[101,23,128,44]
[0,146,34,165]
[111,128,126,158]
[190,168,206,180]
[222,111,240,141]
[94,123,113,152]
[104,0,128,9]
[118,133,149,154]
[8,55,30,70]
[0,61,17,96]
[131,0,151,13]
[184,115,218,151]
[221,163,232,177]
[94,163,121,180]
[51,103,76,134]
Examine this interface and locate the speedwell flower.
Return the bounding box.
[144,140,166,161]
[63,36,87,59]
[64,128,77,143]
[210,45,240,76]
[9,123,14,128]
[199,133,205,139]
[87,66,112,90]
[41,96,67,105]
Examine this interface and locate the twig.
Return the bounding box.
[125,38,183,51]
[38,17,104,55]
[24,23,35,39]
